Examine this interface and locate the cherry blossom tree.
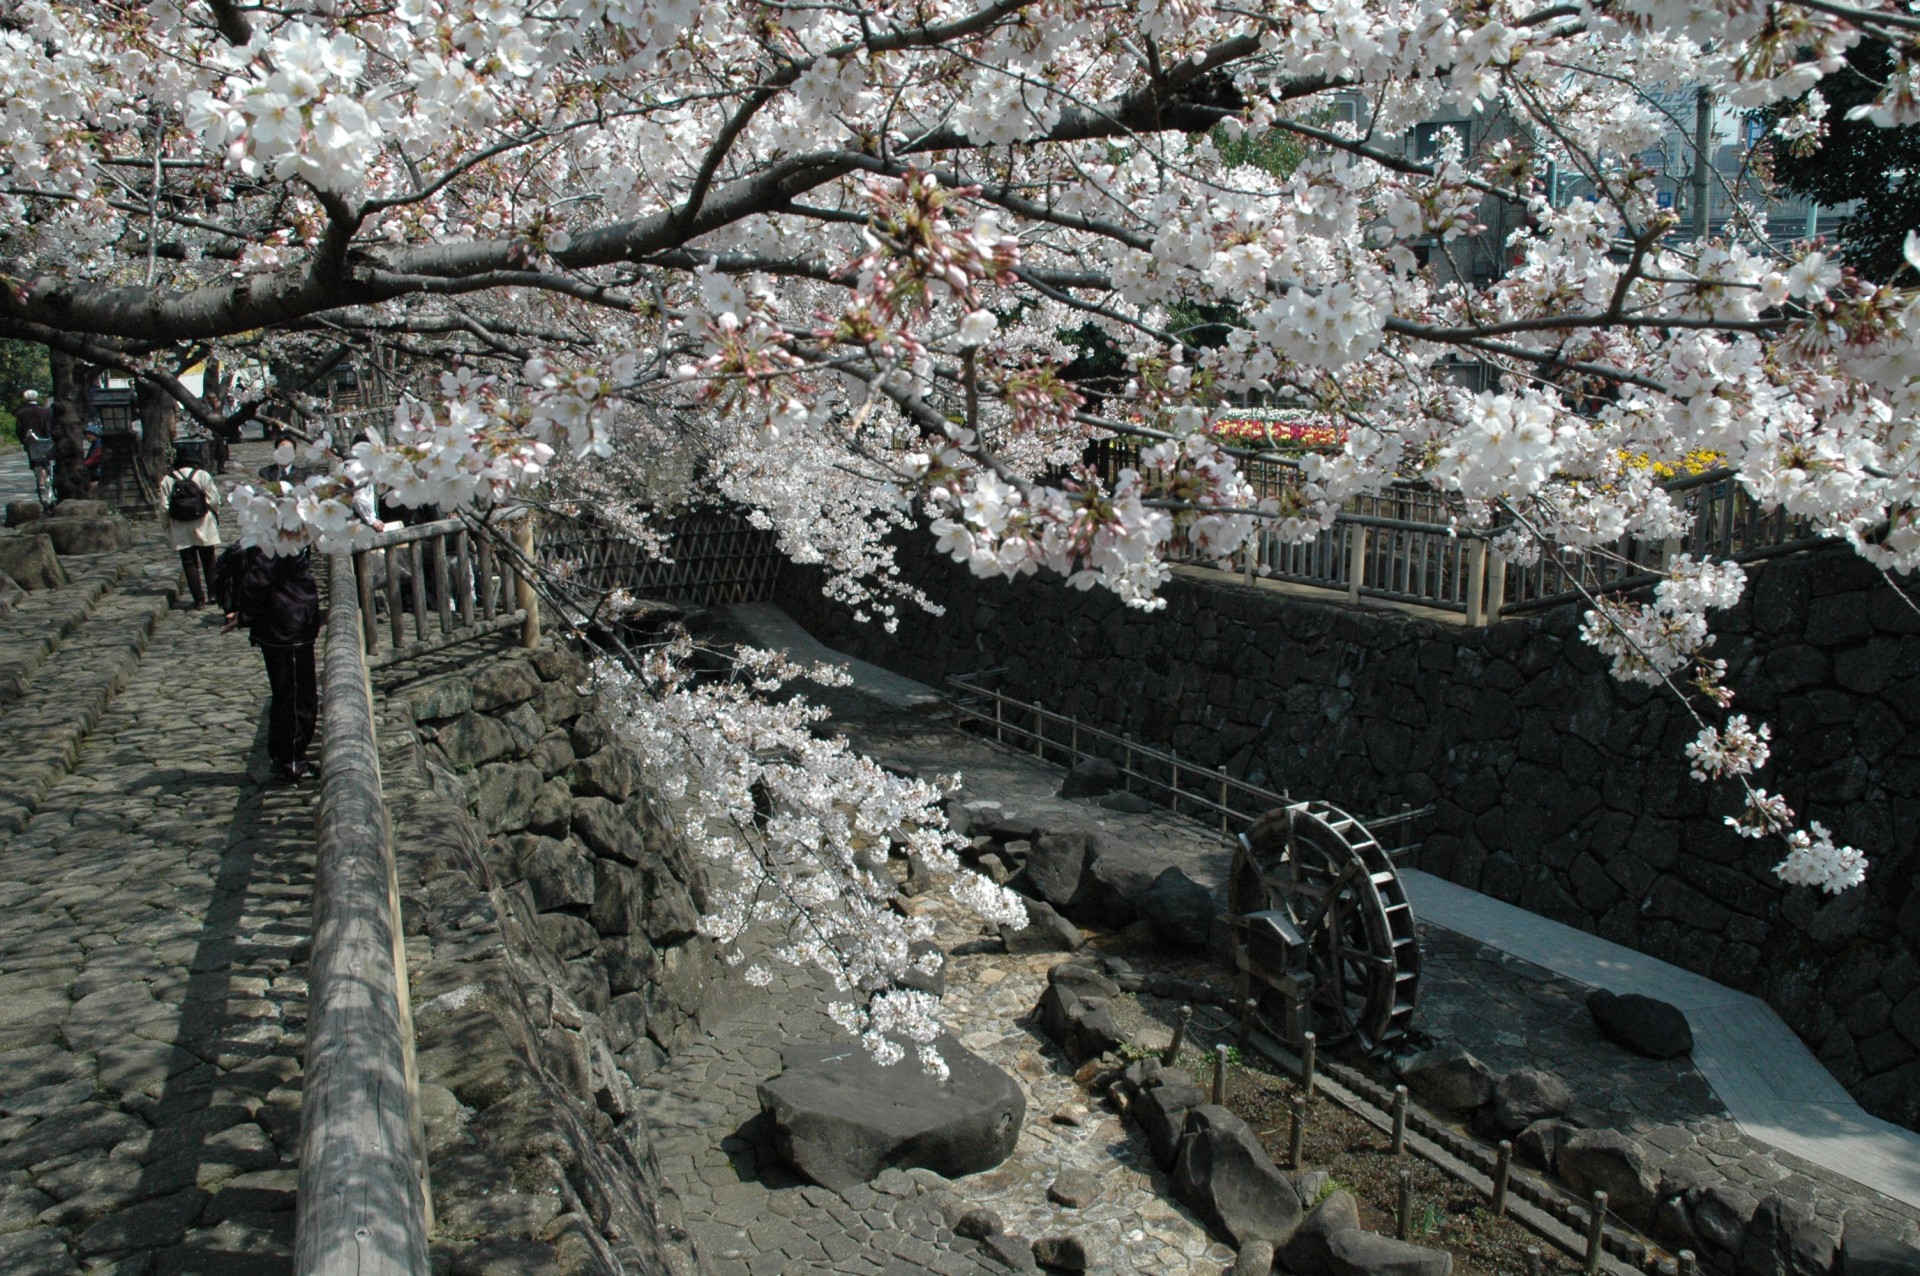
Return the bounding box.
[5,0,1917,1043]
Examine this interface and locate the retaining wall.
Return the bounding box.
[776,541,1920,1131]
[374,639,719,1273]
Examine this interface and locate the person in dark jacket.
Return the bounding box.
[222,547,322,780]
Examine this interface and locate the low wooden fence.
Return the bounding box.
[352,513,539,668]
[298,553,432,1275]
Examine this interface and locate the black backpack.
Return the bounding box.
[167,469,209,521]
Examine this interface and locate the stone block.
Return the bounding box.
[1393,1044,1494,1111]
[39,515,132,556]
[472,763,544,835]
[1170,1104,1301,1247]
[471,659,540,711]
[0,531,65,591]
[1559,1128,1663,1221]
[436,713,519,771]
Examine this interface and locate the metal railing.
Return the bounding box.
[298,553,431,1275]
[945,668,1432,851]
[352,512,538,668]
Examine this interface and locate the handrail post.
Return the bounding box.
[1466,538,1488,627]
[1486,551,1507,623]
[1346,521,1367,605]
[513,513,539,649]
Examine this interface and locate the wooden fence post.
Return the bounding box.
[1466,538,1488,627]
[1346,522,1367,605]
[513,514,539,649]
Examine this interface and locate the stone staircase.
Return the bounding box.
[0,540,181,837]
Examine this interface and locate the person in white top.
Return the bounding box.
[158,461,222,608]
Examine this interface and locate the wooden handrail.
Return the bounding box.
[296,553,431,1276]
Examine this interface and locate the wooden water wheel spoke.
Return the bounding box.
[1228,800,1422,1055]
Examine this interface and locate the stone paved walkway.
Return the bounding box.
[0,467,312,1273]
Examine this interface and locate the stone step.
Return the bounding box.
[0,571,119,707]
[0,565,180,836]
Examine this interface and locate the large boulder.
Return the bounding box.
[757,1035,1023,1192]
[1394,1045,1495,1112]
[1068,837,1162,928]
[1588,990,1693,1059]
[0,530,66,590]
[1515,1118,1576,1174]
[1740,1193,1837,1276]
[1034,964,1124,1064]
[4,500,45,527]
[1557,1128,1663,1220]
[38,514,132,555]
[1840,1223,1920,1276]
[1324,1230,1453,1276]
[1140,867,1221,951]
[1171,1104,1303,1247]
[1492,1069,1574,1135]
[1281,1189,1363,1276]
[1020,832,1093,909]
[1134,1076,1208,1170]
[1059,757,1122,799]
[1692,1184,1760,1259]
[1003,896,1083,955]
[51,498,112,518]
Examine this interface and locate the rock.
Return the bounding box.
[1135,1080,1208,1169]
[1003,896,1083,955]
[1740,1193,1837,1276]
[405,676,475,721]
[1558,1128,1663,1220]
[977,853,1012,884]
[1492,1069,1574,1135]
[1048,1168,1100,1209]
[5,500,45,527]
[1171,1104,1303,1247]
[1394,1044,1495,1112]
[757,1035,1024,1192]
[1588,990,1694,1059]
[51,498,111,518]
[1324,1229,1454,1276]
[527,779,573,838]
[1281,1190,1363,1276]
[1840,1223,1920,1276]
[1691,1183,1759,1258]
[956,1208,1004,1240]
[1034,1234,1094,1271]
[516,837,594,911]
[473,763,544,835]
[1234,1239,1278,1276]
[436,712,519,771]
[1059,757,1123,799]
[472,659,541,711]
[1068,837,1162,928]
[1034,964,1124,1064]
[38,514,132,555]
[570,796,646,864]
[1021,831,1093,907]
[1141,867,1220,951]
[897,941,947,998]
[1051,1104,1088,1127]
[0,531,66,590]
[982,1232,1041,1273]
[570,747,641,801]
[1292,1171,1332,1209]
[1515,1118,1576,1174]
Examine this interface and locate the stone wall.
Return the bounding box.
[375,640,720,1274]
[776,543,1920,1132]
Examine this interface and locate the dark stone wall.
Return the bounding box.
[776,542,1920,1131]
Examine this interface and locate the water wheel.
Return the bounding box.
[1226,800,1420,1054]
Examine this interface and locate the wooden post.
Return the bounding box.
[476,535,497,621]
[1212,1043,1228,1105]
[1397,1169,1414,1241]
[1162,1006,1192,1067]
[354,551,377,656]
[1525,1247,1544,1276]
[513,514,539,649]
[409,539,427,643]
[1585,1191,1608,1275]
[1288,1095,1306,1169]
[1391,1085,1408,1155]
[383,546,403,651]
[1486,551,1507,622]
[432,535,453,636]
[1301,1030,1317,1098]
[454,530,475,629]
[1218,766,1230,833]
[1492,1140,1512,1216]
[1346,522,1366,605]
[1466,538,1488,626]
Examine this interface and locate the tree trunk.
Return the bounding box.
[136,379,176,490]
[48,351,95,501]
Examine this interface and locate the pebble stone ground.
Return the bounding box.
[0,449,312,1274]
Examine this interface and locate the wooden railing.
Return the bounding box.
[298,553,431,1275]
[534,507,782,608]
[946,668,1432,850]
[1092,436,1823,622]
[352,512,539,668]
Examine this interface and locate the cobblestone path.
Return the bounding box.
[0,521,312,1273]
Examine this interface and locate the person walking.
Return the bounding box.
[158,457,222,608]
[16,389,53,505]
[222,547,321,781]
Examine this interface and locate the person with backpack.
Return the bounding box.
[222,547,321,781]
[159,456,222,608]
